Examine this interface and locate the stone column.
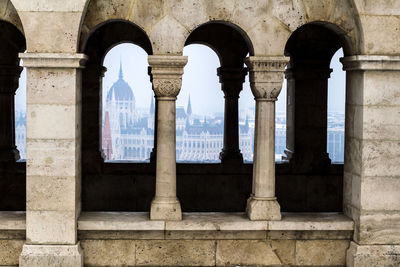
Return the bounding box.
[341,55,400,266]
[0,66,22,163]
[283,60,332,172]
[82,64,107,172]
[19,53,87,266]
[244,56,288,221]
[148,55,187,221]
[217,67,247,164]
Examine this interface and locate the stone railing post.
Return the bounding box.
[19,53,87,266]
[0,66,22,163]
[148,55,187,221]
[244,56,288,220]
[217,67,247,164]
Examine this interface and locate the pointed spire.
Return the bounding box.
[187,95,192,115]
[119,57,123,80]
[150,95,155,115]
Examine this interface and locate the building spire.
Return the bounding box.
[119,57,123,80]
[187,95,192,115]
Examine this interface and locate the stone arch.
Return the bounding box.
[81,19,152,64]
[185,21,254,66]
[0,1,24,36]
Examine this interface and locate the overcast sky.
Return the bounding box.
[15,44,345,116]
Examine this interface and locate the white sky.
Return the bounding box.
[15,44,345,115]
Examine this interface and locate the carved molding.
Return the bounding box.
[245,56,289,101]
[19,53,88,69]
[341,55,400,71]
[148,55,188,98]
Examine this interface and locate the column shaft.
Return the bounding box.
[253,100,275,198]
[82,64,107,172]
[0,66,22,162]
[218,67,247,164]
[155,98,176,198]
[244,56,288,221]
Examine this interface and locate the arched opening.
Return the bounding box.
[177,44,224,163]
[279,22,351,211]
[102,43,154,162]
[327,48,345,163]
[0,20,26,210]
[176,21,254,212]
[81,20,154,211]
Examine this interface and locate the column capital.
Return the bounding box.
[217,67,247,97]
[84,64,107,77]
[19,53,88,69]
[0,66,23,93]
[285,67,332,80]
[340,55,400,71]
[148,55,188,99]
[244,56,289,101]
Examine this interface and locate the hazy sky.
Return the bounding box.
[15,44,345,115]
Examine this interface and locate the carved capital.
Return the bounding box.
[148,55,188,98]
[217,67,247,97]
[245,56,289,101]
[0,66,23,94]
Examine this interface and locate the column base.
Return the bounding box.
[150,197,182,221]
[219,149,243,164]
[19,243,83,267]
[246,196,281,221]
[346,241,400,267]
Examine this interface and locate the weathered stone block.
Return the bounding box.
[295,240,349,266]
[0,240,24,266]
[136,240,215,266]
[19,243,83,267]
[362,140,400,177]
[81,240,135,266]
[216,240,290,266]
[361,177,400,211]
[27,68,78,105]
[347,241,400,267]
[27,104,78,140]
[27,175,77,211]
[26,210,77,244]
[26,139,78,177]
[358,212,400,245]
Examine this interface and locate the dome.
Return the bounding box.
[106,79,134,101]
[106,61,135,102]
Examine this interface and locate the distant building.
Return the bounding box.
[15,112,26,160]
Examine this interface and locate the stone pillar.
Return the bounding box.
[218,67,247,164]
[19,53,87,266]
[283,60,332,172]
[341,55,400,266]
[82,64,107,172]
[244,56,288,220]
[0,66,22,163]
[148,55,187,221]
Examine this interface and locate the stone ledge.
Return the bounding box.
[0,212,26,231]
[78,212,353,232]
[0,211,353,232]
